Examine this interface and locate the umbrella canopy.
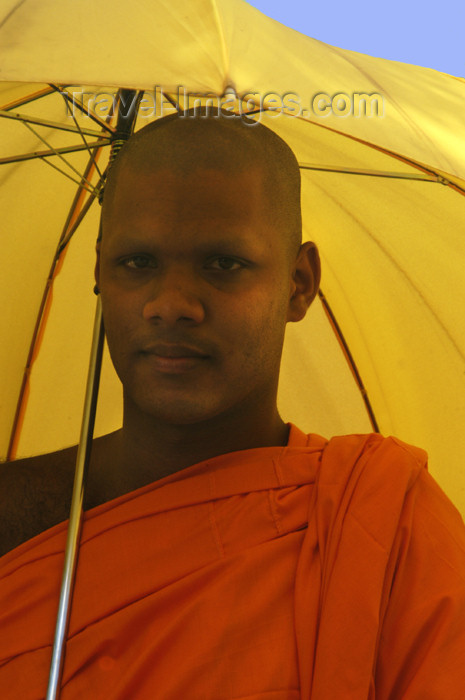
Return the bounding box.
[1,0,464,513]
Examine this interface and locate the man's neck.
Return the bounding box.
[88,403,288,506]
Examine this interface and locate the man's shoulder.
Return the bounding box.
[321,431,428,479]
[0,446,77,558]
[319,431,465,545]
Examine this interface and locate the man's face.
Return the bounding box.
[98,164,297,425]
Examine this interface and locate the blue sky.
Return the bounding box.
[246,0,463,77]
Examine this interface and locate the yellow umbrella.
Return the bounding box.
[1,0,464,522]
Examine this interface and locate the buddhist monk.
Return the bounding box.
[1,109,464,699]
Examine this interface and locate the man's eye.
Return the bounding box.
[207,257,243,271]
[123,255,156,269]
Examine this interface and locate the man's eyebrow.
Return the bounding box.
[193,237,268,258]
[104,234,261,254]
[194,235,256,249]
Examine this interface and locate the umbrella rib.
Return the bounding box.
[238,107,262,117]
[7,106,117,460]
[52,85,115,134]
[164,92,181,111]
[0,139,110,165]
[39,157,98,195]
[0,0,27,30]
[315,176,465,365]
[6,145,108,461]
[0,85,57,111]
[6,264,62,461]
[56,88,110,180]
[0,109,107,138]
[21,120,100,191]
[293,113,465,195]
[67,109,104,180]
[299,163,440,182]
[58,174,106,252]
[58,148,108,253]
[318,288,380,433]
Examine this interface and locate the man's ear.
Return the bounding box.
[287,241,321,322]
[94,242,101,294]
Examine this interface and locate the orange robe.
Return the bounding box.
[1,425,464,699]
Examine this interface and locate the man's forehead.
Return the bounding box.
[107,164,271,230]
[100,167,288,262]
[113,161,266,195]
[101,113,302,257]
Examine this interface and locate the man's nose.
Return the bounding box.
[142,268,206,325]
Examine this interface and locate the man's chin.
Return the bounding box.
[126,391,226,427]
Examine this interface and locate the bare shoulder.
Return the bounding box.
[0,446,77,558]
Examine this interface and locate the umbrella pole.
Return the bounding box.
[45,88,139,698]
[46,297,105,700]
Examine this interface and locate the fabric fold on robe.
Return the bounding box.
[1,425,464,699]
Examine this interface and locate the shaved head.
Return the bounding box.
[102,108,302,257]
[96,106,320,434]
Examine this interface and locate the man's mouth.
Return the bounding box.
[140,343,210,374]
